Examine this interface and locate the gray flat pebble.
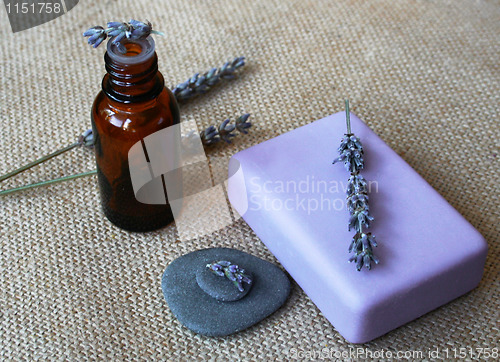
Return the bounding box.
[161,247,291,337]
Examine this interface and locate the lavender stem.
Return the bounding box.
[0,142,80,183]
[0,170,97,196]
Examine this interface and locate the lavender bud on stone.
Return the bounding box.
[240,275,252,284]
[224,269,238,283]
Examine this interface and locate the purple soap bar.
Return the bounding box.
[227,112,487,343]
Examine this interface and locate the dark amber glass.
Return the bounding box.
[91,37,180,232]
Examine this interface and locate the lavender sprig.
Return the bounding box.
[83,20,164,54]
[206,261,252,292]
[333,100,380,271]
[173,57,246,101]
[200,113,252,146]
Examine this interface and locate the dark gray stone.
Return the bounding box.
[161,247,291,337]
[196,266,253,302]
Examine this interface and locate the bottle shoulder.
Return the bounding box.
[91,87,180,136]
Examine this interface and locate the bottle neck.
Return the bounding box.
[102,37,164,104]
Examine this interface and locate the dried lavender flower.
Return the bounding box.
[348,209,374,232]
[235,113,252,134]
[83,26,107,48]
[78,129,94,147]
[347,192,369,214]
[206,261,252,292]
[218,119,236,143]
[333,100,380,271]
[348,233,379,271]
[200,125,220,145]
[173,57,246,101]
[83,20,164,54]
[199,114,252,146]
[347,174,367,194]
[332,134,364,173]
[128,19,152,36]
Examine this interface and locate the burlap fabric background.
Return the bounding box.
[0,0,498,359]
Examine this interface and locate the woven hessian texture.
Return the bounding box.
[1,0,499,359]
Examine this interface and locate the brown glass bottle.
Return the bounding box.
[91,37,180,232]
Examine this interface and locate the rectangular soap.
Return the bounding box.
[227,112,487,343]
